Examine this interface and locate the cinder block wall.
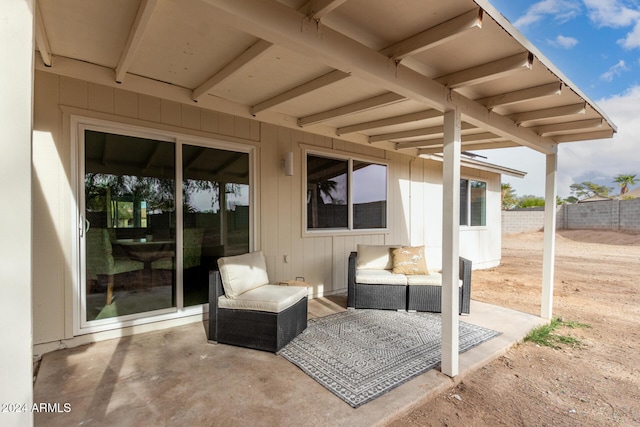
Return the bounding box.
[503,199,640,234]
[501,208,546,234]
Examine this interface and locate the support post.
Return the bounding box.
[0,0,35,425]
[441,107,461,377]
[541,152,557,319]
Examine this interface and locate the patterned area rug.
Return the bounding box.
[278,309,501,408]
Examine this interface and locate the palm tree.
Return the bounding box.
[501,183,517,210]
[613,174,637,195]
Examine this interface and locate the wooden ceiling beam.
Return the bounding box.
[380,8,483,61]
[396,131,497,150]
[115,0,158,83]
[336,109,441,135]
[300,0,349,20]
[533,118,602,137]
[418,140,516,155]
[297,92,406,127]
[510,103,586,125]
[35,1,52,67]
[552,129,615,143]
[371,122,475,143]
[251,70,349,115]
[192,39,273,101]
[436,52,533,89]
[476,82,562,110]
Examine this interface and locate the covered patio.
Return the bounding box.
[0,0,616,424]
[33,297,546,426]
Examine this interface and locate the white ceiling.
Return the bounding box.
[35,0,616,156]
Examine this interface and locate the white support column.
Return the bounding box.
[441,108,461,377]
[541,152,558,319]
[0,0,34,426]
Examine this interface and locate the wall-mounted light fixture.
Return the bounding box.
[283,151,294,176]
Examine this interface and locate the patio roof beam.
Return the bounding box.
[380,8,483,61]
[552,129,614,143]
[417,140,516,155]
[192,39,273,101]
[476,82,562,110]
[533,118,602,137]
[212,152,245,174]
[184,147,206,171]
[115,0,158,84]
[300,0,349,20]
[251,9,481,116]
[436,52,534,89]
[143,142,162,170]
[297,92,406,127]
[251,70,349,115]
[35,1,52,67]
[397,131,498,150]
[181,0,559,153]
[371,122,475,144]
[508,103,586,125]
[336,109,441,135]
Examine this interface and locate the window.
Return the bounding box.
[306,153,387,231]
[460,179,486,227]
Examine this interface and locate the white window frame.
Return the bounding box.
[460,177,487,229]
[302,147,389,236]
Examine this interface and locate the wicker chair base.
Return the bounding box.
[407,285,469,314]
[209,271,308,353]
[354,283,407,310]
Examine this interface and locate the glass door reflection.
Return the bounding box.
[84,131,176,321]
[182,145,249,306]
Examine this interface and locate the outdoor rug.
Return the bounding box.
[278,309,501,408]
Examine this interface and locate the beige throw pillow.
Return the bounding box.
[356,244,400,270]
[392,246,429,275]
[217,251,270,298]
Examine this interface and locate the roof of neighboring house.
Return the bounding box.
[35,0,616,157]
[620,187,640,199]
[578,195,614,203]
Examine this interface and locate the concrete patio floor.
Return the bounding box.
[34,296,547,426]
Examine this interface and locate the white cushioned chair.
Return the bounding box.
[208,251,308,352]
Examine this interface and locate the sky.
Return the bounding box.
[476,0,640,198]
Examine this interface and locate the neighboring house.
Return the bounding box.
[621,187,640,199]
[1,0,617,421]
[578,195,614,203]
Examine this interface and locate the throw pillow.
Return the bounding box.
[392,246,429,275]
[218,251,270,298]
[356,244,400,270]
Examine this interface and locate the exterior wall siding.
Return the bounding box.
[32,70,504,349]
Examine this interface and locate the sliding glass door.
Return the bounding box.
[84,131,176,321]
[81,127,251,326]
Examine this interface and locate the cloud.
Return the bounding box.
[514,0,581,28]
[583,0,640,28]
[548,34,579,48]
[583,0,640,49]
[557,85,640,194]
[619,20,640,48]
[479,86,640,198]
[600,59,630,81]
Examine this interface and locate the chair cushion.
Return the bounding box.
[406,273,462,287]
[217,284,308,313]
[356,244,400,270]
[217,251,270,298]
[392,246,429,275]
[355,269,408,285]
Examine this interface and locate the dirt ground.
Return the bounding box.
[389,230,640,427]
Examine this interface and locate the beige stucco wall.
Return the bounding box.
[32,70,502,349]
